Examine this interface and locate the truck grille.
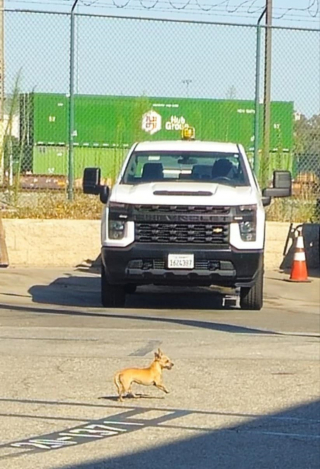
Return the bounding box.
[135,223,229,244]
[134,205,230,214]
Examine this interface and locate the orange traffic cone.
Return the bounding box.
[287,228,310,282]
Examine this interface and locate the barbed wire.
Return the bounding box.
[5,0,320,23]
[80,0,320,18]
[138,0,161,10]
[81,0,101,7]
[273,0,319,20]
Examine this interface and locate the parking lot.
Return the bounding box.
[0,267,319,469]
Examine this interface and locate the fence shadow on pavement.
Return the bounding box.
[1,301,276,336]
[0,398,319,468]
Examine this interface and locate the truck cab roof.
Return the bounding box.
[134,140,241,154]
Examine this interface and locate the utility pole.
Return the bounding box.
[262,0,272,186]
[0,0,4,187]
[253,6,267,176]
[68,0,80,201]
[0,0,9,267]
[182,79,192,98]
[0,0,4,125]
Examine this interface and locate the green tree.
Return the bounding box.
[294,113,320,178]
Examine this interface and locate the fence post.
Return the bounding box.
[261,1,273,188]
[254,8,266,178]
[68,0,79,201]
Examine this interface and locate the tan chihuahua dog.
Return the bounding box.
[114,349,174,402]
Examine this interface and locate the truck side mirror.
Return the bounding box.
[99,185,110,204]
[83,167,110,204]
[262,170,292,199]
[83,167,101,195]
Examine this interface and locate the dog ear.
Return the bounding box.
[157,348,163,356]
[154,351,160,359]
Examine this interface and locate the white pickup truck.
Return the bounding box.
[83,132,291,310]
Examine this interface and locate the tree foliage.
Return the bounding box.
[294,114,320,177]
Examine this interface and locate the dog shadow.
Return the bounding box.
[99,394,165,402]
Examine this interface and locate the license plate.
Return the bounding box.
[168,254,194,269]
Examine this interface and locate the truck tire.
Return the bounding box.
[124,284,137,294]
[101,266,126,308]
[240,269,263,311]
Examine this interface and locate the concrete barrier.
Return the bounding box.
[2,219,100,267]
[2,219,291,270]
[280,223,320,271]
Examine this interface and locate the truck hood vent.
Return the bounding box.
[153,190,213,196]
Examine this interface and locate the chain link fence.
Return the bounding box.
[261,25,320,221]
[1,9,319,220]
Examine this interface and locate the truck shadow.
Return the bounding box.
[28,270,235,311]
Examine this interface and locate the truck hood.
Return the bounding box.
[110,182,257,206]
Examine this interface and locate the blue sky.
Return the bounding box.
[4,0,320,117]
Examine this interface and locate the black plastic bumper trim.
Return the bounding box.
[101,243,263,288]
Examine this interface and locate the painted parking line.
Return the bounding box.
[1,408,189,458]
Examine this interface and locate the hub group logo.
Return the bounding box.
[141,110,162,135]
[142,110,189,135]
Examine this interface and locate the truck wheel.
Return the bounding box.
[124,284,137,294]
[240,269,263,311]
[101,266,126,308]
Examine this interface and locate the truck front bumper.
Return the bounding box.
[101,243,263,288]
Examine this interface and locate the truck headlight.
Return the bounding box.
[239,220,256,242]
[237,205,257,242]
[108,220,126,240]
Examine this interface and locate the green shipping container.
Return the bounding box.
[32,146,127,179]
[21,92,294,152]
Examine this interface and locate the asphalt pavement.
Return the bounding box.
[0,267,319,469]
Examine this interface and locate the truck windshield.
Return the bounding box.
[122,151,250,186]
